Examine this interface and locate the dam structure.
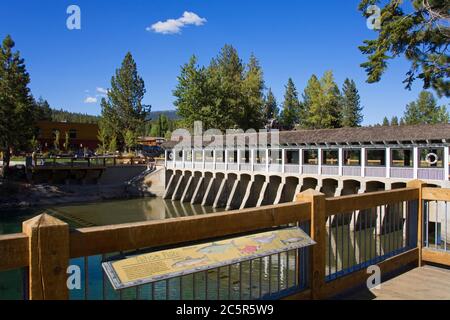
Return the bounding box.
[163,124,450,210]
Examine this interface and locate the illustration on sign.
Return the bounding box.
[102,227,315,290]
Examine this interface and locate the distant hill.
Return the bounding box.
[49,109,179,124]
[51,109,100,124]
[148,110,179,121]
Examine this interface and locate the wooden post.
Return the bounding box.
[22,214,69,300]
[407,180,426,267]
[296,189,326,300]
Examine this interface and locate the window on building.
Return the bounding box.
[286,150,300,164]
[391,149,413,167]
[184,150,192,161]
[269,149,282,164]
[256,150,266,164]
[240,150,250,163]
[228,151,238,163]
[69,129,77,139]
[419,148,444,168]
[194,151,203,162]
[322,150,338,166]
[303,149,318,165]
[205,150,214,162]
[366,149,386,166]
[216,151,224,163]
[343,149,361,166]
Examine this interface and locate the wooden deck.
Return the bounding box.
[341,266,450,300]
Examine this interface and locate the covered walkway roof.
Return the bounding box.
[163,123,450,149]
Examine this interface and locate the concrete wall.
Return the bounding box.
[243,175,266,208]
[203,173,225,206]
[228,174,251,210]
[99,166,148,185]
[279,177,299,204]
[214,174,238,208]
[161,169,448,235]
[181,172,202,203]
[260,176,281,206]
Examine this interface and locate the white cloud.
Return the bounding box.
[96,87,109,95]
[84,96,98,104]
[147,11,207,35]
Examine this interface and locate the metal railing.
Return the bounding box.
[325,200,416,281]
[423,200,449,252]
[168,159,448,182]
[68,227,310,300]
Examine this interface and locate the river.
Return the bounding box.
[0,198,298,300]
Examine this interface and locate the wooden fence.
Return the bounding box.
[1,180,449,300]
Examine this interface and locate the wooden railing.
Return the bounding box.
[1,180,449,300]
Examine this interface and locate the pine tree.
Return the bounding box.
[403,91,449,125]
[382,117,390,126]
[303,71,341,129]
[341,79,363,127]
[109,135,117,153]
[391,116,399,126]
[0,35,37,171]
[240,54,265,130]
[100,52,150,151]
[302,75,321,128]
[124,129,137,153]
[174,55,214,129]
[97,125,109,155]
[174,45,267,131]
[264,88,279,122]
[358,0,449,97]
[35,97,52,121]
[280,78,301,129]
[214,45,245,130]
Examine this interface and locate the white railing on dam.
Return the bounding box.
[166,159,448,181]
[418,168,446,181]
[165,146,449,182]
[302,165,319,175]
[285,164,300,174]
[365,167,386,178]
[321,166,339,176]
[342,166,361,177]
[391,167,414,179]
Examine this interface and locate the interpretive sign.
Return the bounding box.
[102,227,315,290]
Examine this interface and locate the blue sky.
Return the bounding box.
[1,0,447,125]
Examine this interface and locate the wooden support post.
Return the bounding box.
[296,189,326,300]
[22,214,69,300]
[407,180,425,267]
